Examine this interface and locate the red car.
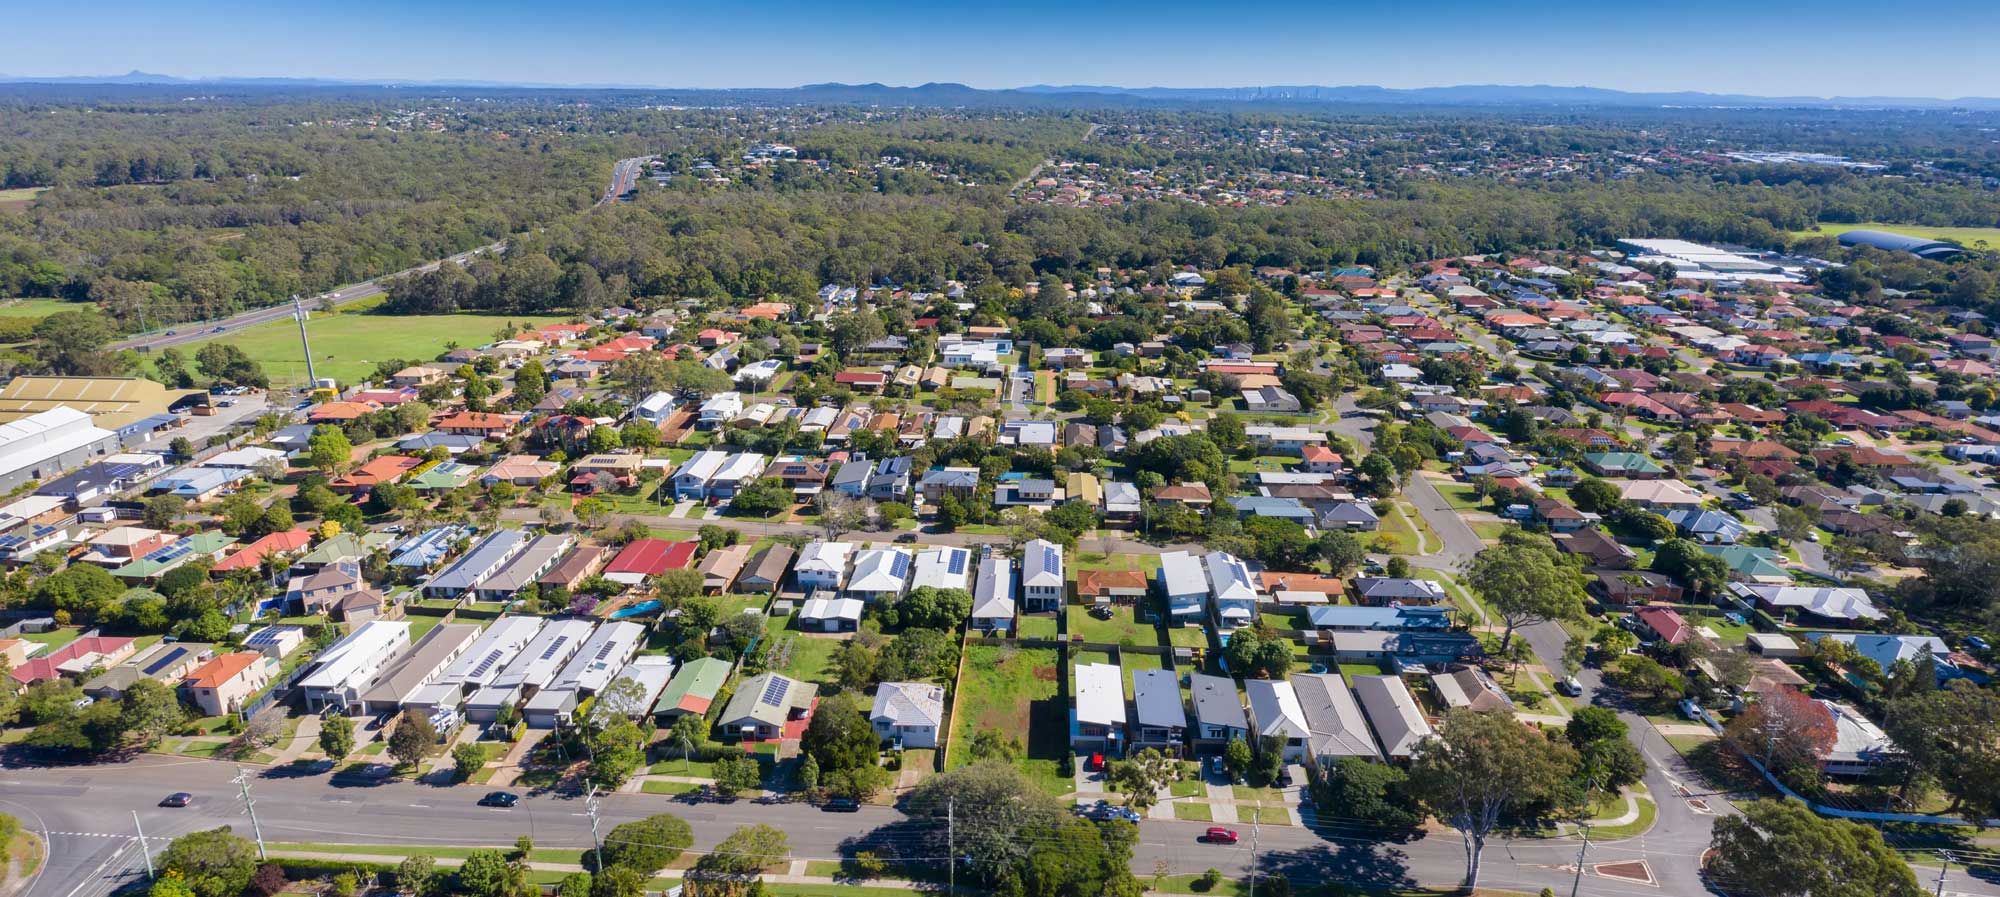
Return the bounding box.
[1204,827,1239,844]
[1086,753,1106,771]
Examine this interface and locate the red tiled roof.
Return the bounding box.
[212,528,314,572]
[605,539,699,577]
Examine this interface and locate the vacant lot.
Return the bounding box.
[154,310,569,387]
[0,187,46,211]
[0,298,80,318]
[947,644,1068,794]
[1792,221,2000,249]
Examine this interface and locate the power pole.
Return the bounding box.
[292,294,318,386]
[585,784,605,874]
[946,797,955,896]
[1935,852,1953,897]
[1246,802,1261,897]
[1569,778,1601,897]
[132,811,153,880]
[231,766,267,860]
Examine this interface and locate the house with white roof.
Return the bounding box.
[871,681,946,749]
[794,541,855,593]
[402,615,545,714]
[709,452,767,497]
[1730,583,1885,624]
[1245,678,1311,763]
[466,618,595,723]
[697,392,743,429]
[910,546,972,592]
[800,596,864,632]
[1158,551,1208,625]
[524,621,646,727]
[1021,539,1065,612]
[298,620,412,713]
[672,450,727,499]
[970,553,1015,632]
[845,547,913,602]
[1205,551,1260,631]
[1072,662,1126,751]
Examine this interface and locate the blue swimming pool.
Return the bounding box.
[609,599,663,620]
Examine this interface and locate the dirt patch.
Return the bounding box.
[1033,666,1058,682]
[1594,860,1655,884]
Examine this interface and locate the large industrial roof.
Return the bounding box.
[1836,229,1965,259]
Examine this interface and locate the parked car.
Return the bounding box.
[1086,753,1106,771]
[160,792,193,808]
[478,791,519,808]
[1557,676,1584,697]
[1204,827,1239,844]
[821,798,861,812]
[1678,698,1703,721]
[1088,604,1115,620]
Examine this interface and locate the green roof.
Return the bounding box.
[1584,452,1664,474]
[113,532,237,580]
[1703,545,1789,579]
[409,462,476,491]
[653,656,731,715]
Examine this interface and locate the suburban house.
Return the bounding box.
[1205,550,1260,631]
[800,596,864,632]
[183,652,277,716]
[1191,672,1250,750]
[1130,668,1188,752]
[651,656,732,723]
[795,541,856,593]
[970,553,1016,632]
[718,672,817,741]
[1431,664,1513,712]
[1292,673,1381,762]
[1351,577,1448,606]
[735,544,795,594]
[1352,674,1434,761]
[1020,539,1065,612]
[1071,662,1126,752]
[1158,550,1208,624]
[1245,678,1312,764]
[870,681,946,749]
[1076,569,1148,606]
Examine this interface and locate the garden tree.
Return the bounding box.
[397,855,437,896]
[711,752,763,797]
[589,867,644,897]
[160,827,260,897]
[906,761,1068,887]
[387,709,437,767]
[1244,517,1317,569]
[1707,799,1922,897]
[1564,706,1646,791]
[797,754,820,793]
[1650,538,1731,596]
[1318,530,1366,576]
[1104,748,1178,808]
[32,308,119,375]
[1724,687,1837,769]
[969,729,1022,761]
[693,824,790,886]
[1462,532,1586,652]
[451,742,485,782]
[813,491,870,541]
[877,586,971,631]
[307,425,354,474]
[1409,709,1580,890]
[32,562,124,618]
[800,693,881,777]
[119,679,187,748]
[1221,626,1293,680]
[591,677,654,724]
[587,424,623,454]
[142,494,186,529]
[558,873,590,897]
[1882,682,2000,817]
[653,568,705,602]
[1044,499,1100,537]
[1311,757,1420,828]
[1592,625,1638,657]
[455,849,513,897]
[728,477,794,516]
[599,814,693,874]
[512,360,547,406]
[1774,505,1815,542]
[827,635,881,691]
[1569,477,1623,515]
[828,311,886,358]
[1603,654,1686,700]
[1223,737,1254,780]
[1895,515,2000,613]
[1354,453,1401,497]
[665,713,709,759]
[876,627,959,682]
[1126,433,1226,489]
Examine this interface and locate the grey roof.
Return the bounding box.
[1190,672,1248,730]
[1132,668,1187,730]
[358,623,483,706]
[972,553,1015,619]
[1292,673,1381,760]
[427,528,531,593]
[721,672,816,728]
[1352,674,1433,759]
[870,681,945,728]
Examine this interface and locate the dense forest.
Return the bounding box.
[2,85,1999,334]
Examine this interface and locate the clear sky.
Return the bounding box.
[9,0,1997,98]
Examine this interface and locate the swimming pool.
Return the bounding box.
[609,599,663,619]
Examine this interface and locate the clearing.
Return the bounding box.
[151,310,570,387]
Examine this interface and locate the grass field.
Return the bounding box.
[1792,221,2000,249]
[0,298,81,318]
[0,187,46,211]
[152,310,570,387]
[947,644,1068,794]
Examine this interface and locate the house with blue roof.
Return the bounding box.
[1306,605,1454,632]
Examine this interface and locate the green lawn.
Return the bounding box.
[772,634,844,686]
[947,644,1067,794]
[1585,796,1658,839]
[1166,626,1210,649]
[1119,652,1163,699]
[15,627,81,649]
[1791,221,2000,249]
[1170,777,1206,798]
[1017,614,1060,640]
[640,780,702,795]
[0,298,79,318]
[1173,802,1213,822]
[150,311,570,387]
[1066,605,1156,646]
[1239,805,1292,825]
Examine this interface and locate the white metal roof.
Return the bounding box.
[1074,662,1126,728]
[1204,551,1259,603]
[494,618,596,691]
[298,620,410,692]
[1246,678,1310,742]
[548,621,645,694]
[1159,550,1206,597]
[437,616,545,689]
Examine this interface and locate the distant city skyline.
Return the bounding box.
[9,0,1999,98]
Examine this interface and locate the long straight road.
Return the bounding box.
[0,751,1818,897]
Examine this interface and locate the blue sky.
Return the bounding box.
[10,0,1998,97]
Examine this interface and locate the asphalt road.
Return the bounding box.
[599,156,654,205]
[111,245,503,354]
[0,751,1780,897]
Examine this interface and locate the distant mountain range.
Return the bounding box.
[2,71,1997,110]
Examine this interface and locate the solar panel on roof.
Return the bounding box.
[539,636,572,660]
[945,550,967,575]
[142,647,189,675]
[760,677,790,707]
[1041,548,1061,575]
[889,553,911,578]
[468,651,503,678]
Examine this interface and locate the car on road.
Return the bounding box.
[1203,827,1239,844]
[894,532,918,543]
[821,797,861,812]
[160,792,193,808]
[478,791,519,808]
[213,326,227,333]
[1557,676,1584,697]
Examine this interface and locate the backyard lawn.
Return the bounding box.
[1017,614,1060,640]
[1066,605,1156,646]
[770,634,845,686]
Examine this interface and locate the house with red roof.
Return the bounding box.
[833,370,887,392]
[1299,445,1343,473]
[603,539,699,585]
[11,636,137,686]
[435,411,519,439]
[212,528,314,575]
[330,455,424,494]
[309,401,382,424]
[1633,607,1691,646]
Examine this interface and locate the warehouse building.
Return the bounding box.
[0,377,199,430]
[0,407,122,492]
